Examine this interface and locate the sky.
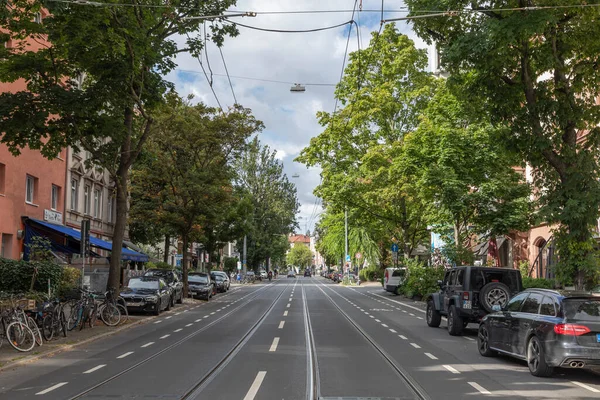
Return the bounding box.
[164,0,430,234]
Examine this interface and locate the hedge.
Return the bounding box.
[0,258,80,298]
[522,277,555,289]
[400,259,446,300]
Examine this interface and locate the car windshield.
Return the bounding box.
[213,275,224,281]
[128,279,158,290]
[189,276,208,284]
[145,270,172,282]
[563,299,600,321]
[392,269,406,277]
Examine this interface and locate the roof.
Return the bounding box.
[288,234,310,244]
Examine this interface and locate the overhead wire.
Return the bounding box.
[184,32,224,112]
[175,69,336,87]
[222,19,354,34]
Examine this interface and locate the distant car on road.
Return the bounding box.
[121,276,171,315]
[188,273,214,300]
[478,289,600,377]
[304,270,311,277]
[287,270,296,278]
[143,269,183,306]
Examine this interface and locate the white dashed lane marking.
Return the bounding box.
[468,382,491,395]
[83,365,106,374]
[35,382,68,395]
[269,337,280,352]
[443,365,460,374]
[141,342,154,348]
[410,343,421,349]
[117,352,134,359]
[278,321,285,329]
[174,328,183,332]
[185,323,193,327]
[160,334,170,339]
[154,320,162,324]
[572,381,600,393]
[424,353,438,360]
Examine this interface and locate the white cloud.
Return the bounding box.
[166,1,428,232]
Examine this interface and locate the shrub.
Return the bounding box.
[359,266,382,282]
[522,277,555,289]
[400,258,446,299]
[0,258,62,293]
[146,261,172,270]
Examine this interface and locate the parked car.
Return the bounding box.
[121,276,171,315]
[384,267,407,295]
[260,271,268,280]
[426,266,523,335]
[188,273,214,300]
[210,272,227,293]
[143,269,183,306]
[245,271,256,282]
[211,271,230,291]
[478,289,600,377]
[287,270,296,278]
[304,269,311,277]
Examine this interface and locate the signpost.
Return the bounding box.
[80,219,90,288]
[391,243,399,268]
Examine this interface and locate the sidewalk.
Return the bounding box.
[0,298,202,371]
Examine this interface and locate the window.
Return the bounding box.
[456,269,464,286]
[447,270,456,286]
[84,184,90,214]
[93,189,101,218]
[521,293,543,314]
[26,175,36,204]
[540,296,556,317]
[506,293,529,312]
[107,196,114,223]
[51,185,60,210]
[0,163,5,194]
[34,12,42,24]
[1,234,13,258]
[70,179,79,211]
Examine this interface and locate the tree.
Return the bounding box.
[234,138,299,270]
[0,0,238,291]
[297,25,435,259]
[401,81,532,265]
[405,1,600,287]
[286,245,312,269]
[129,94,261,296]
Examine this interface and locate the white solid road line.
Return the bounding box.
[410,343,421,349]
[468,382,491,395]
[443,365,460,374]
[141,342,154,348]
[243,371,267,400]
[278,321,285,329]
[160,334,170,339]
[572,381,600,393]
[83,364,106,374]
[269,337,280,352]
[424,353,438,360]
[283,311,288,316]
[35,382,68,395]
[117,351,134,359]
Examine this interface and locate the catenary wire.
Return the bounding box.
[174,69,336,87]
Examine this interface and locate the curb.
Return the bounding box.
[0,302,197,373]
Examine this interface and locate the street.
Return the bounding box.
[0,278,599,400]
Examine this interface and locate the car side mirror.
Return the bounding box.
[492,304,502,312]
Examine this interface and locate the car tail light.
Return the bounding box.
[554,324,591,336]
[463,292,469,300]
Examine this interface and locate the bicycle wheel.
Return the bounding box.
[88,303,98,328]
[6,322,35,352]
[79,304,91,331]
[59,308,68,338]
[116,304,129,324]
[42,314,54,341]
[100,303,121,326]
[27,317,43,346]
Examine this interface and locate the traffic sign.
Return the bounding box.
[391,243,399,253]
[345,254,351,262]
[355,252,362,259]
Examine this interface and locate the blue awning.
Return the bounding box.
[27,219,148,262]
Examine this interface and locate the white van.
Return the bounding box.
[384,267,407,294]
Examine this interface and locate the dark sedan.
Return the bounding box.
[188,273,214,301]
[144,269,184,306]
[211,271,230,291]
[121,277,171,315]
[478,288,600,376]
[211,272,226,293]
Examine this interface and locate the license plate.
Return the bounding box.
[126,302,140,307]
[596,334,600,343]
[463,300,472,309]
[191,292,197,296]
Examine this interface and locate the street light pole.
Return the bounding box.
[344,207,348,275]
[243,235,247,276]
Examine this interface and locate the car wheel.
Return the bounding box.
[447,305,464,336]
[477,324,497,357]
[426,300,442,327]
[165,297,171,311]
[153,299,161,316]
[177,290,183,304]
[527,336,554,377]
[480,282,511,313]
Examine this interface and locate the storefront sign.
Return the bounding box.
[44,209,63,224]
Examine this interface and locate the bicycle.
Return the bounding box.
[42,300,68,341]
[0,299,36,352]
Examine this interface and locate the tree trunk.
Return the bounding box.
[163,235,170,263]
[107,163,129,291]
[182,234,189,298]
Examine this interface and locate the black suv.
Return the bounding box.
[143,269,184,306]
[425,266,522,336]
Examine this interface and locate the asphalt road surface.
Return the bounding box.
[1,278,599,400]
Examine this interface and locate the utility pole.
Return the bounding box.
[344,207,349,276]
[243,235,247,275]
